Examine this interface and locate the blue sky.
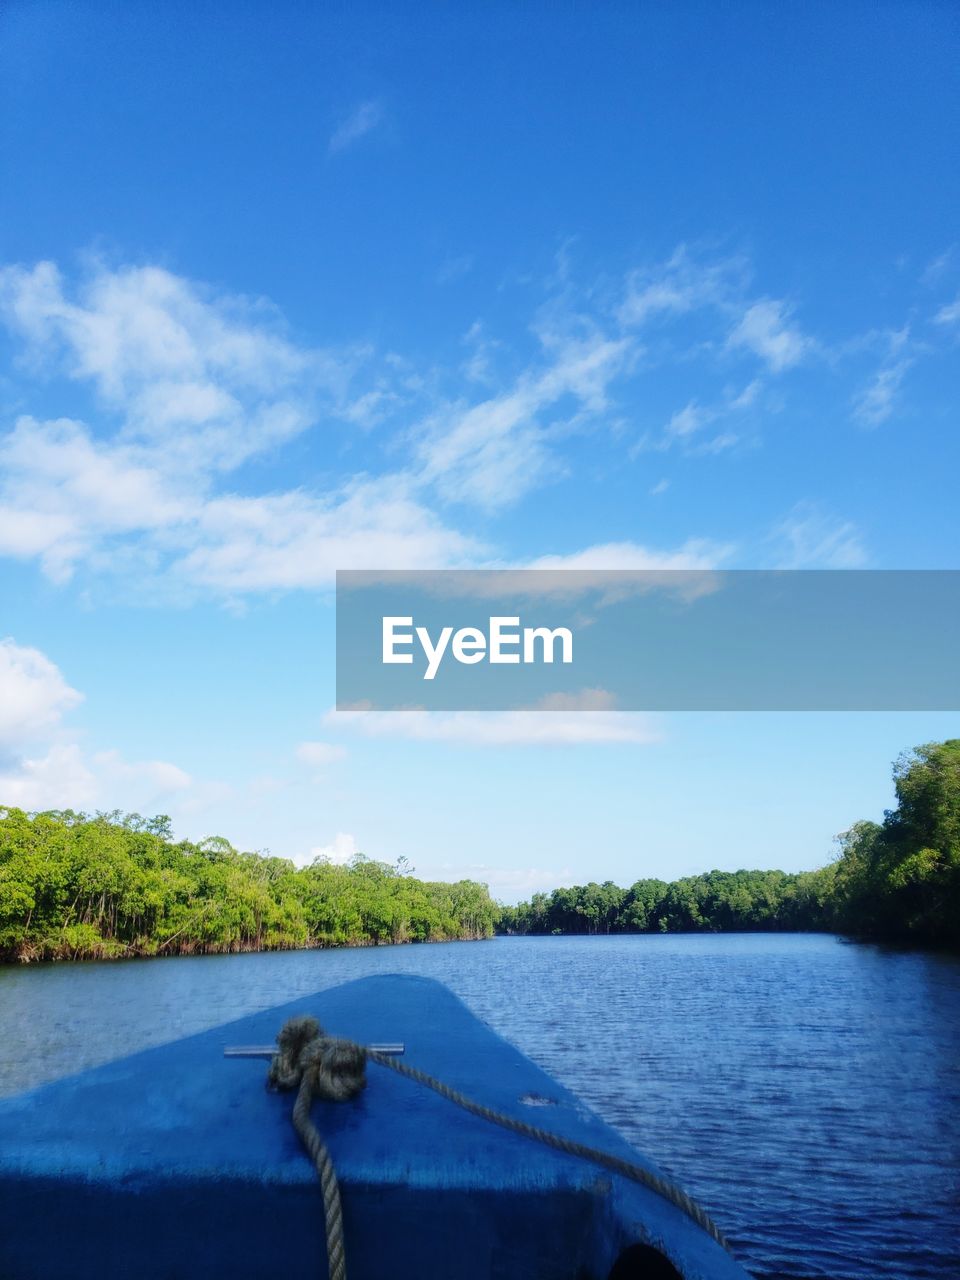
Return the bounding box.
[1,2,958,898]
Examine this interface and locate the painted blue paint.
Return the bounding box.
[0,975,749,1279]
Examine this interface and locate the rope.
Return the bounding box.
[267,1016,366,1280]
[268,1016,732,1280]
[367,1049,730,1252]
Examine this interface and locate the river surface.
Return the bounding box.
[1,933,958,1279]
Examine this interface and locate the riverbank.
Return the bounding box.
[6,928,495,965]
[0,808,498,963]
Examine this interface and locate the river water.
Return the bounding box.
[1,933,957,1279]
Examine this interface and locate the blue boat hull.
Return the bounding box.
[0,975,749,1279]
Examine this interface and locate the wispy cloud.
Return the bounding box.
[524,538,729,572]
[728,299,812,372]
[934,295,960,327]
[328,101,384,154]
[852,359,911,426]
[851,326,913,427]
[768,502,867,569]
[921,247,954,287]
[0,249,935,600]
[325,690,661,746]
[665,400,710,440]
[633,379,760,458]
[437,254,474,285]
[414,331,633,509]
[175,478,483,593]
[618,244,745,328]
[296,741,347,770]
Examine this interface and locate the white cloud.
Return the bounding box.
[851,328,913,427]
[176,477,483,592]
[0,260,516,592]
[728,299,811,372]
[0,426,481,594]
[729,379,761,409]
[418,392,557,507]
[415,333,632,509]
[921,248,954,286]
[665,400,711,440]
[0,253,897,602]
[618,246,743,327]
[0,741,196,815]
[342,543,729,614]
[852,359,911,426]
[933,296,960,326]
[329,101,383,154]
[459,321,501,385]
[693,431,739,455]
[296,741,347,769]
[4,346,692,593]
[0,637,203,817]
[525,538,729,572]
[769,502,867,569]
[308,831,360,866]
[635,380,759,459]
[0,424,481,593]
[0,416,192,582]
[428,861,574,898]
[91,750,192,796]
[0,261,348,472]
[0,743,97,811]
[0,638,82,747]
[325,692,660,746]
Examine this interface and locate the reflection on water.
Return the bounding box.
[2,933,958,1279]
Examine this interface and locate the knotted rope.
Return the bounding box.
[267,1016,366,1280]
[268,1015,732,1280]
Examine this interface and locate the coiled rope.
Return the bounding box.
[267,1015,731,1280]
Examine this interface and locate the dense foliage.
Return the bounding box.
[497,869,833,937]
[828,739,959,947]
[501,741,959,948]
[0,809,498,962]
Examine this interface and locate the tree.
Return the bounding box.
[0,810,498,961]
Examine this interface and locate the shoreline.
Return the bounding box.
[5,927,956,967]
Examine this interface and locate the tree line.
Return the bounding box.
[496,867,833,937]
[500,740,959,949]
[0,808,498,962]
[1,739,956,962]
